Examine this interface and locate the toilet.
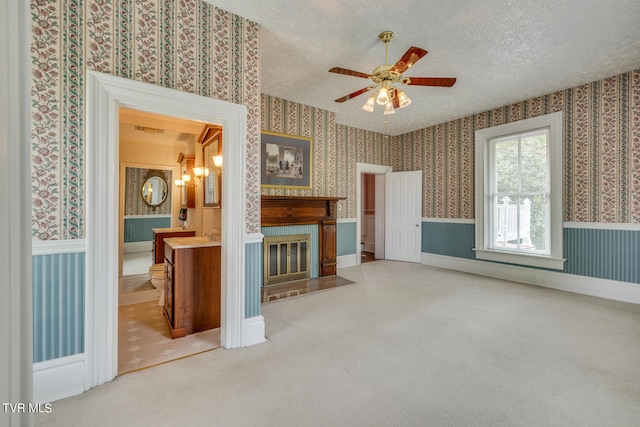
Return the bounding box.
[149,263,165,306]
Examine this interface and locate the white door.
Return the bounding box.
[385,171,422,263]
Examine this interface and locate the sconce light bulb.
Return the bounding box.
[396,89,412,108]
[384,102,395,115]
[362,95,375,112]
[376,87,389,105]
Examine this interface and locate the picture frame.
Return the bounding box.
[261,131,313,189]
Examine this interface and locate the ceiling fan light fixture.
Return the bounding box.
[362,94,375,112]
[397,89,412,108]
[329,30,456,118]
[376,87,390,105]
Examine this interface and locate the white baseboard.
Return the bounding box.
[337,254,357,269]
[33,354,85,403]
[422,253,640,304]
[124,241,152,253]
[243,315,267,346]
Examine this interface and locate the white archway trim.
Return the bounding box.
[1,0,33,418]
[85,71,247,390]
[355,162,392,265]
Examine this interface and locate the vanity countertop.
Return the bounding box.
[164,236,221,249]
[152,227,192,233]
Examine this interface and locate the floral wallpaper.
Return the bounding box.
[263,69,640,224]
[260,95,338,199]
[30,0,639,240]
[30,0,261,240]
[261,94,396,219]
[393,70,640,223]
[123,168,172,216]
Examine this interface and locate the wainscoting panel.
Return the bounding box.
[337,220,357,256]
[123,216,171,243]
[32,252,85,363]
[421,220,640,285]
[564,227,640,284]
[245,241,263,318]
[422,221,476,259]
[262,225,319,278]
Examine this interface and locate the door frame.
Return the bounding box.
[355,162,392,265]
[85,71,247,390]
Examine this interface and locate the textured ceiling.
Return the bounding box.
[207,0,640,136]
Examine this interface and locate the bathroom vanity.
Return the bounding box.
[163,236,221,338]
[152,227,196,264]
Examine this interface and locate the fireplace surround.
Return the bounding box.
[261,196,345,277]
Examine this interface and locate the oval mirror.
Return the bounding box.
[141,172,168,208]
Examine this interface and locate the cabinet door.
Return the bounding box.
[164,261,174,326]
[321,220,337,276]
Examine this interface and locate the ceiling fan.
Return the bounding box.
[329,31,456,114]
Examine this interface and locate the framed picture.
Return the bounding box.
[261,131,313,189]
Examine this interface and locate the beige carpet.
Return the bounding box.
[36,261,640,426]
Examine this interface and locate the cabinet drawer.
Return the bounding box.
[164,244,174,265]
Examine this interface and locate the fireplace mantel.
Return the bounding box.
[261,196,345,276]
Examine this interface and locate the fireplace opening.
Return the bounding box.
[263,234,311,286]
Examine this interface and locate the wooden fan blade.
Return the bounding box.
[334,86,374,103]
[329,67,372,79]
[391,46,428,74]
[391,89,400,109]
[404,77,457,87]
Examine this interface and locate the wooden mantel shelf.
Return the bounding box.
[261,196,345,277]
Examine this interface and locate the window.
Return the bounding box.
[474,112,565,270]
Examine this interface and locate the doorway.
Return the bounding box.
[360,173,378,263]
[85,71,248,390]
[117,108,223,374]
[355,162,392,265]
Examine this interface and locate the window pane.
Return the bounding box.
[527,194,547,252]
[520,131,548,193]
[495,137,519,193]
[494,194,519,247]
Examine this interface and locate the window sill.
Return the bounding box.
[473,248,566,270]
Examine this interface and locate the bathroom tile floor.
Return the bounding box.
[120,274,155,294]
[118,299,221,375]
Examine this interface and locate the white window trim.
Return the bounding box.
[474,111,565,270]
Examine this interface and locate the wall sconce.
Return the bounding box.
[213,155,222,168]
[174,179,184,187]
[193,167,209,182]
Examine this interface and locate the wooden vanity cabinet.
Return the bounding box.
[164,243,221,338]
[152,229,195,264]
